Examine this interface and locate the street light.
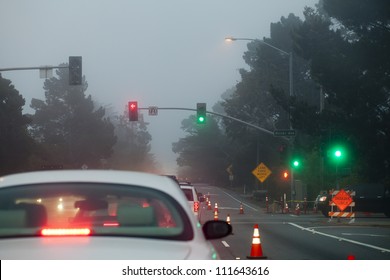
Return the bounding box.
[225,36,293,101]
[226,35,295,203]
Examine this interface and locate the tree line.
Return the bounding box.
[0,65,156,175]
[173,0,390,199]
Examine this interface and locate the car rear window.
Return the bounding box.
[181,188,194,201]
[0,183,193,241]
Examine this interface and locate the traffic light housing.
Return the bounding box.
[69,56,82,85]
[279,145,288,163]
[128,101,138,121]
[196,103,206,124]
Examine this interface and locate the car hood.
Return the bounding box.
[0,236,217,260]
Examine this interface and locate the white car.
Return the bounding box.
[179,182,204,222]
[0,170,231,259]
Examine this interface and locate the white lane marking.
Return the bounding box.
[222,191,258,211]
[342,233,389,238]
[289,222,390,253]
[221,240,230,247]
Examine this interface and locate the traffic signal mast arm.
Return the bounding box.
[138,106,291,142]
[0,66,68,72]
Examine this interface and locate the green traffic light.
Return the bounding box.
[196,102,206,124]
[198,116,205,123]
[329,145,347,164]
[293,160,299,167]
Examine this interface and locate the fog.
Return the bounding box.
[0,0,317,174]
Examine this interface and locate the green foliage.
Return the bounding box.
[0,74,35,175]
[172,115,231,184]
[175,1,390,193]
[110,114,157,172]
[293,1,390,182]
[221,13,321,191]
[29,65,117,169]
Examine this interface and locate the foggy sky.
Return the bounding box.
[0,0,317,174]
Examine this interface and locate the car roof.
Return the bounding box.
[1,169,164,186]
[161,174,180,185]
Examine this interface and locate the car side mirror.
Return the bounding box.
[202,220,232,239]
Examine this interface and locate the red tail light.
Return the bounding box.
[194,201,199,212]
[103,222,119,227]
[40,228,91,236]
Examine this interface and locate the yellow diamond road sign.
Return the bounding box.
[252,162,272,183]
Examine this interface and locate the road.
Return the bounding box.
[196,184,390,260]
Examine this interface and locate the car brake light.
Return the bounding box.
[41,228,91,236]
[103,222,119,227]
[194,201,199,212]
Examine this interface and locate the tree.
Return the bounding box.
[110,111,158,172]
[0,74,35,175]
[221,13,322,193]
[293,0,390,183]
[29,65,117,169]
[172,114,231,184]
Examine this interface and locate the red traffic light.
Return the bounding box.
[128,101,138,121]
[283,171,289,179]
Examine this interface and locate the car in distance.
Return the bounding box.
[0,170,231,259]
[179,182,204,222]
[316,183,390,217]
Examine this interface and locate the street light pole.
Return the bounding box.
[225,36,293,99]
[226,36,295,203]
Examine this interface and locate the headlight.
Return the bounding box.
[319,196,328,202]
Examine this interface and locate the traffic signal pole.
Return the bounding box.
[139,106,291,142]
[1,56,82,86]
[137,105,293,201]
[0,66,68,72]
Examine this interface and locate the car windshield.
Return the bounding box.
[0,183,193,241]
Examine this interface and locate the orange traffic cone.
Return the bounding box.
[239,203,244,214]
[247,224,267,259]
[295,203,300,216]
[214,209,218,221]
[207,200,212,210]
[214,202,219,213]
